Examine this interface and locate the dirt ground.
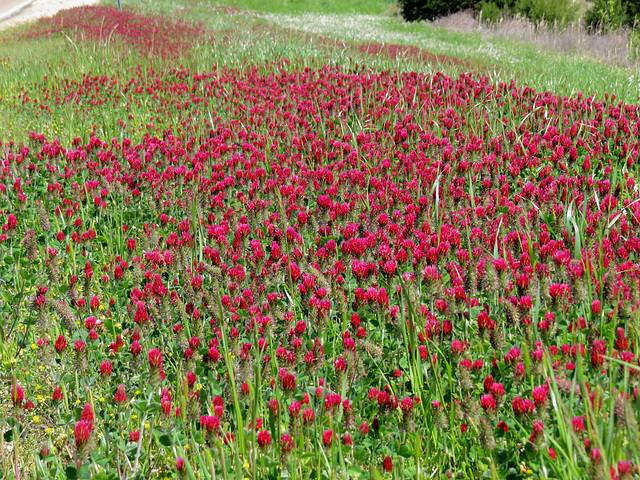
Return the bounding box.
[0,0,101,30]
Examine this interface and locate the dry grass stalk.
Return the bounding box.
[432,9,638,67]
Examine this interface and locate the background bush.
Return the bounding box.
[479,1,503,24]
[584,0,640,31]
[514,0,577,26]
[585,0,628,30]
[400,0,576,26]
[399,0,478,21]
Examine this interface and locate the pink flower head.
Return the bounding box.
[54,334,67,353]
[74,420,93,451]
[148,348,163,368]
[100,361,112,377]
[114,384,127,404]
[130,340,142,356]
[302,407,315,425]
[281,433,294,454]
[90,296,100,310]
[134,301,148,325]
[74,339,86,354]
[85,316,97,330]
[52,386,63,402]
[257,430,271,448]
[322,430,333,447]
[477,311,495,331]
[480,394,496,413]
[490,382,505,401]
[199,415,220,435]
[282,373,296,392]
[572,416,585,432]
[529,420,544,443]
[400,396,414,414]
[208,346,220,363]
[268,398,279,416]
[618,460,632,478]
[531,385,548,407]
[289,400,301,418]
[358,421,369,434]
[11,384,24,407]
[512,396,535,416]
[451,339,466,354]
[7,213,17,230]
[81,403,94,422]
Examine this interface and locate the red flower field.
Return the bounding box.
[1,5,640,480]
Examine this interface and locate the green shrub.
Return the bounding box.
[490,0,517,9]
[514,0,577,26]
[585,0,628,31]
[630,28,640,61]
[480,1,503,24]
[399,0,477,22]
[627,0,640,22]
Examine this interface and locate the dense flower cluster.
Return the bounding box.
[16,6,207,60]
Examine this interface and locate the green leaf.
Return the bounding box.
[353,449,368,461]
[396,444,413,458]
[66,465,78,479]
[17,331,27,349]
[158,434,172,446]
[90,450,108,467]
[92,474,117,480]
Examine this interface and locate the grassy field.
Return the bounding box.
[214,0,396,14]
[1,1,640,479]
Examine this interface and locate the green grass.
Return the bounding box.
[246,10,640,104]
[93,0,640,104]
[210,0,396,15]
[5,0,638,104]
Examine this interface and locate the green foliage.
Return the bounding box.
[584,0,628,31]
[479,1,503,24]
[514,0,577,26]
[399,0,477,22]
[486,0,517,9]
[630,29,640,61]
[628,0,640,22]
